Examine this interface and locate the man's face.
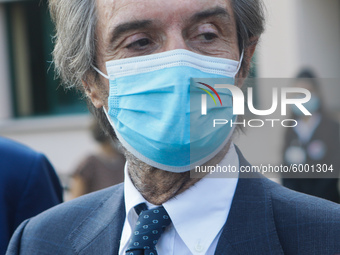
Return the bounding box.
[92,0,240,107]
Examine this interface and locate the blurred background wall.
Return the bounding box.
[258,0,340,79]
[0,0,339,191]
[235,0,340,172]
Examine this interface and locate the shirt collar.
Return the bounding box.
[123,143,239,254]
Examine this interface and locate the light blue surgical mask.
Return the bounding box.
[94,49,242,172]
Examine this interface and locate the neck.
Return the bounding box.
[125,142,231,205]
[126,155,200,205]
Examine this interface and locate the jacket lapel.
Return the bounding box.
[215,147,284,255]
[68,184,125,255]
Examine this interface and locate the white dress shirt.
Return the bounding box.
[119,144,239,255]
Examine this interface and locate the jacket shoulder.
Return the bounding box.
[0,137,59,192]
[6,184,124,254]
[265,179,340,254]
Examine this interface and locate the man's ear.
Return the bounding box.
[82,79,104,108]
[245,36,259,62]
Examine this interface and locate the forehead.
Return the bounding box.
[96,0,235,33]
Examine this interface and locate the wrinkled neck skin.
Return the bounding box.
[125,142,231,205]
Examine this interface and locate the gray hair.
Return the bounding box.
[49,0,97,93]
[48,0,265,137]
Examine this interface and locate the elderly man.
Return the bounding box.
[6,0,340,254]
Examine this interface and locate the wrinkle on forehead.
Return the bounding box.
[97,0,235,27]
[97,0,115,17]
[96,0,115,32]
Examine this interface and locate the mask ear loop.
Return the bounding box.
[235,49,244,77]
[92,65,109,80]
[92,65,110,113]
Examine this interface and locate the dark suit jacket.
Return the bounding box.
[0,137,63,254]
[6,147,340,255]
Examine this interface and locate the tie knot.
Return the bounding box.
[126,204,171,255]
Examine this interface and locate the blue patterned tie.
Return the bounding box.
[125,203,171,255]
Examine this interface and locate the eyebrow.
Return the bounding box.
[109,20,153,44]
[189,6,231,23]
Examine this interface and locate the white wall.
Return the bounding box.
[257,0,340,79]
[257,0,300,78]
[296,0,340,78]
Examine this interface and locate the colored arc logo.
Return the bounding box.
[197,82,223,106]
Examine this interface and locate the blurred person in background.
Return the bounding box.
[0,137,63,254]
[282,69,340,203]
[6,0,340,254]
[70,121,125,198]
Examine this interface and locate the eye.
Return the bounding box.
[201,32,218,41]
[126,38,152,50]
[190,23,220,44]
